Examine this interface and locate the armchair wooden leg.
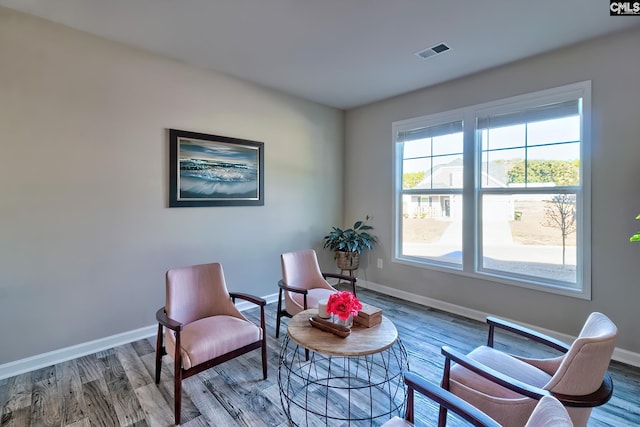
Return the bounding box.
[174,333,183,425]
[276,288,282,338]
[438,406,448,427]
[174,359,182,425]
[155,324,163,384]
[261,321,268,379]
[262,343,268,380]
[276,288,284,338]
[438,357,452,427]
[406,387,415,423]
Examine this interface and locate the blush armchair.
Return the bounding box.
[383,372,573,426]
[275,249,356,338]
[440,312,616,427]
[155,262,267,425]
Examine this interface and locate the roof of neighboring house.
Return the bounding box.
[412,159,508,189]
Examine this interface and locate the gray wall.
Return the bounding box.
[345,27,640,353]
[0,7,344,365]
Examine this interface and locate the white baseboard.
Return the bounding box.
[2,285,636,380]
[0,292,282,381]
[0,325,158,380]
[357,279,640,368]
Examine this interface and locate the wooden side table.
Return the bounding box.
[278,309,409,426]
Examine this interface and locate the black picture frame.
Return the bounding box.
[169,129,264,207]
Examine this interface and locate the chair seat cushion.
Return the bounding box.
[166,315,261,370]
[449,346,553,426]
[291,288,335,312]
[524,396,574,427]
[451,345,552,398]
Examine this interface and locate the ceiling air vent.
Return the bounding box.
[415,43,450,60]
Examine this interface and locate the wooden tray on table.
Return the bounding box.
[309,316,351,338]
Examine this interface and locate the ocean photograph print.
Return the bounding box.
[169,129,264,207]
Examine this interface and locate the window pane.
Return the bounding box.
[482,148,524,188]
[526,144,580,187]
[404,155,464,189]
[404,139,430,158]
[482,146,580,188]
[480,111,581,188]
[402,158,430,189]
[481,194,577,285]
[402,154,464,190]
[484,124,525,151]
[528,116,580,146]
[401,193,462,265]
[432,155,463,189]
[432,132,463,156]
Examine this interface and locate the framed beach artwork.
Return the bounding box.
[169,129,264,207]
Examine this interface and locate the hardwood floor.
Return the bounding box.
[1,286,639,426]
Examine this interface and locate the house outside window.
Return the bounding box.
[393,81,591,299]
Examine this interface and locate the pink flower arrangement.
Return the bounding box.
[326,291,362,321]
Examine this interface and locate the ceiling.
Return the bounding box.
[1,0,639,109]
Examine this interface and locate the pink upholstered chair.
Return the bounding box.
[155,262,267,425]
[523,396,575,426]
[440,313,616,427]
[382,372,573,426]
[275,249,356,338]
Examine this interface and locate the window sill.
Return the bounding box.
[392,256,591,300]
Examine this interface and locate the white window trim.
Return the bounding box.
[392,81,591,300]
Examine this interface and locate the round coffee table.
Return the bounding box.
[278,309,409,426]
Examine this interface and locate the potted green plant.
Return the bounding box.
[323,217,377,271]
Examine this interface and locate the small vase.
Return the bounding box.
[333,314,353,328]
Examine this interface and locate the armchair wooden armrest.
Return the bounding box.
[277,279,309,295]
[230,292,266,307]
[403,371,501,426]
[486,316,570,352]
[322,272,356,283]
[441,345,614,407]
[230,292,267,334]
[276,279,310,339]
[156,307,183,332]
[322,272,357,294]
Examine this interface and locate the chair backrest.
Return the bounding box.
[281,249,328,290]
[544,312,617,395]
[165,262,243,325]
[524,396,574,427]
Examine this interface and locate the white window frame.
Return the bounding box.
[392,81,591,300]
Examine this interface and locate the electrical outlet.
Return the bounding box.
[377,258,383,269]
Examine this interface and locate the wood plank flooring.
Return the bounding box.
[1,286,639,426]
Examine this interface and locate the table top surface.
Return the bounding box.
[286,309,398,356]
